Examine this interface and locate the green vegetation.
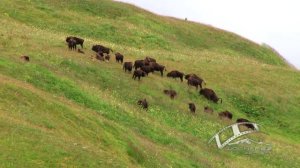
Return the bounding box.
[0,0,299,167]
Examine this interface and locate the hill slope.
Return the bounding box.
[0,0,299,167]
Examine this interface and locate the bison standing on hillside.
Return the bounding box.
[115,53,124,63]
[132,69,146,80]
[167,70,184,82]
[150,62,166,76]
[20,55,30,62]
[68,38,77,50]
[66,36,84,48]
[134,60,145,70]
[141,65,154,76]
[199,88,222,103]
[92,45,113,54]
[185,74,205,89]
[123,62,133,73]
[138,99,148,110]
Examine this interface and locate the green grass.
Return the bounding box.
[0,0,300,167]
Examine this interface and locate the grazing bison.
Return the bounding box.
[204,106,213,114]
[218,111,233,120]
[150,62,166,76]
[144,56,156,65]
[141,65,154,76]
[199,88,222,103]
[92,45,113,54]
[132,70,146,80]
[123,62,133,73]
[66,36,84,48]
[236,118,255,130]
[77,49,85,54]
[134,60,145,70]
[167,70,184,82]
[138,99,148,110]
[163,89,177,99]
[187,77,203,90]
[115,53,124,63]
[20,55,30,62]
[68,38,76,50]
[188,103,196,113]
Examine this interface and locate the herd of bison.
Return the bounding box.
[21,36,255,130]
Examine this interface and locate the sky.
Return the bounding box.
[117,0,300,69]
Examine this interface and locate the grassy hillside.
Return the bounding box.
[0,0,299,167]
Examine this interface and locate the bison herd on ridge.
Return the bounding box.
[21,36,255,130]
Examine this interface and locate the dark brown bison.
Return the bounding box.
[66,36,84,48]
[138,99,148,110]
[236,118,255,130]
[204,106,213,114]
[92,45,113,54]
[163,90,177,99]
[132,70,146,80]
[68,38,76,50]
[134,60,145,70]
[20,56,30,62]
[199,88,222,103]
[115,53,124,63]
[123,62,133,73]
[77,49,85,54]
[144,56,156,65]
[188,103,196,113]
[141,65,154,76]
[218,111,233,120]
[150,62,166,76]
[186,74,205,89]
[167,70,184,82]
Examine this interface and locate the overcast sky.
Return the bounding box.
[117,0,300,69]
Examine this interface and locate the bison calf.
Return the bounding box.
[188,103,196,113]
[218,111,233,120]
[199,88,222,103]
[163,90,177,99]
[123,62,133,73]
[132,70,146,80]
[138,99,148,110]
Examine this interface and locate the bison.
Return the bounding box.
[236,118,255,130]
[123,62,133,73]
[92,45,113,54]
[115,53,124,63]
[167,70,184,82]
[199,88,222,103]
[138,99,148,110]
[218,111,233,120]
[66,36,84,48]
[105,55,110,61]
[141,65,154,76]
[163,89,177,99]
[20,55,30,62]
[134,60,145,70]
[132,70,146,80]
[150,62,166,76]
[68,38,76,50]
[144,56,156,65]
[187,77,203,90]
[188,103,196,113]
